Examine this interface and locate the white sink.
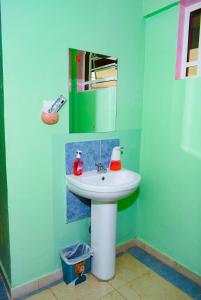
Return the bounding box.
[66,168,141,281]
[66,169,141,202]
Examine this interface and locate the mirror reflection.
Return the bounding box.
[69,48,118,133]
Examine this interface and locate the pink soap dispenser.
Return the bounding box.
[73,150,83,176]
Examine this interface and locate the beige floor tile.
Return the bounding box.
[128,271,170,295]
[101,290,125,300]
[50,274,113,300]
[50,282,79,300]
[117,283,141,300]
[26,289,57,300]
[117,271,192,300]
[115,253,148,270]
[163,283,192,300]
[119,272,170,299]
[108,253,150,289]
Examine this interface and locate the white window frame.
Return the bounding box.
[181,1,201,78]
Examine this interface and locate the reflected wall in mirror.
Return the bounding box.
[69,48,118,133]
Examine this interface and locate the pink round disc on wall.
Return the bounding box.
[41,112,59,125]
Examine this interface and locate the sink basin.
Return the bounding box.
[66,169,141,202]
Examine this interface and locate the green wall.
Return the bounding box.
[143,0,178,16]
[0,12,11,284]
[138,4,201,276]
[1,0,144,287]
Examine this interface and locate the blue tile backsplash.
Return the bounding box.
[65,139,119,223]
[66,190,91,222]
[65,140,100,175]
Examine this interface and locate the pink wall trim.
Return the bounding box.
[175,0,201,79]
[181,0,200,7]
[175,2,186,79]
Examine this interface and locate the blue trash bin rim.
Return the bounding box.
[60,242,92,265]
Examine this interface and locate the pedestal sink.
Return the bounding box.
[66,169,141,280]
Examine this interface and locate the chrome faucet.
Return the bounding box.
[95,162,107,173]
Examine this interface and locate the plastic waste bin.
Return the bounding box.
[60,243,91,285]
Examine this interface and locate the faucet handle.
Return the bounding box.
[95,162,102,171]
[95,162,102,167]
[95,162,107,173]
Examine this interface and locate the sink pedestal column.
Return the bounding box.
[91,200,117,280]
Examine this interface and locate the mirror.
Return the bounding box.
[69,48,118,133]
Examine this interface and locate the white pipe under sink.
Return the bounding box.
[91,200,117,280]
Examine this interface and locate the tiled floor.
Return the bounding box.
[0,250,199,299]
[128,247,201,299]
[20,247,201,300]
[0,273,9,300]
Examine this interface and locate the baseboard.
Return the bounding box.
[134,239,201,286]
[116,239,137,254]
[10,238,201,298]
[11,270,63,299]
